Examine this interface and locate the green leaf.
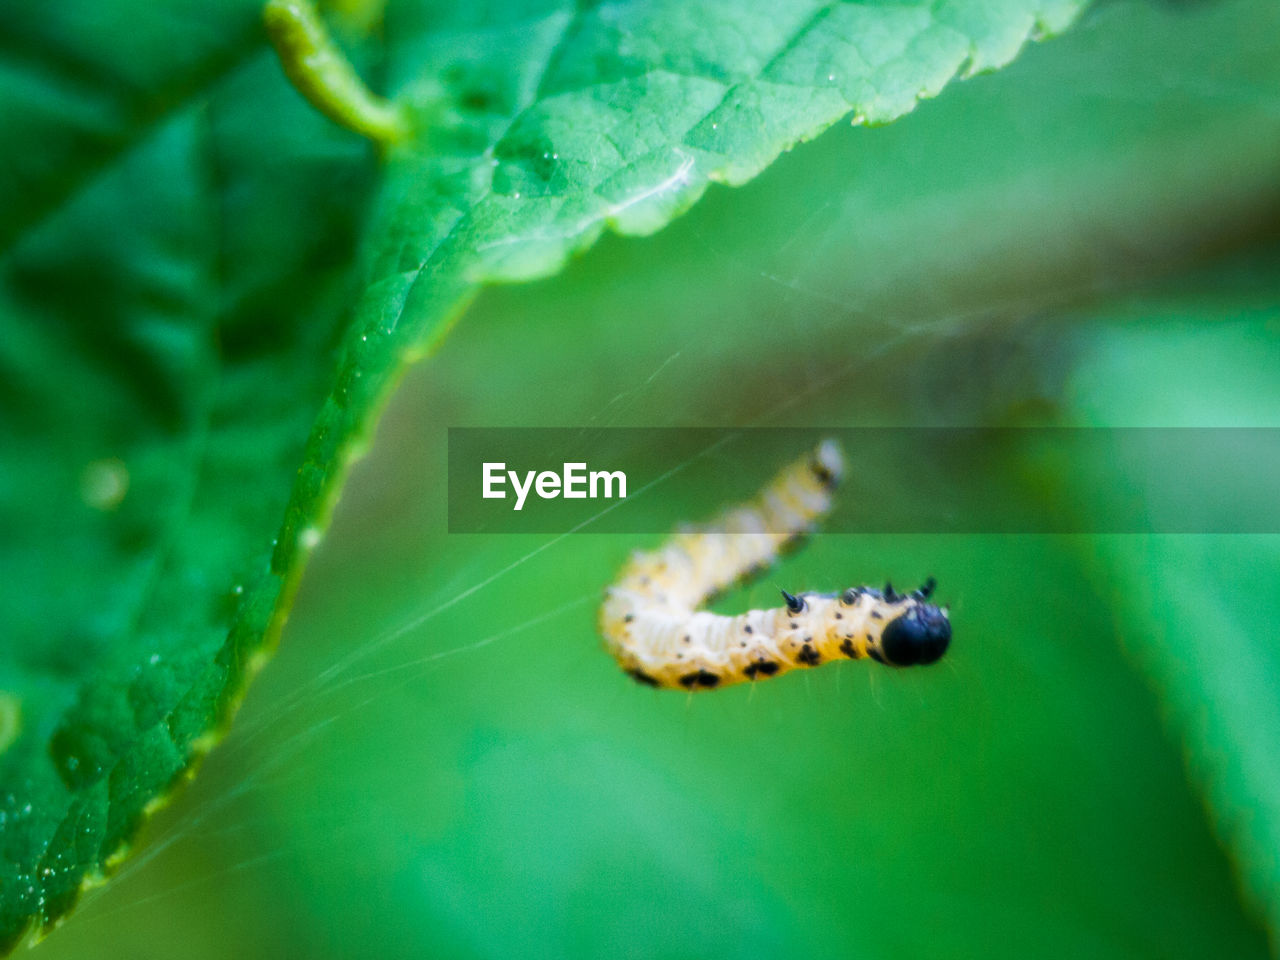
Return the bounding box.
[0,18,376,949]
[276,0,1089,573]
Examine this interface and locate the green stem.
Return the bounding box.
[264,0,406,146]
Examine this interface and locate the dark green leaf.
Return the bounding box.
[0,17,376,946]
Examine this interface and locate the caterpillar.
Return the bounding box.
[599,439,951,691]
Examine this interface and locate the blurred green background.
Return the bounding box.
[6,0,1280,957]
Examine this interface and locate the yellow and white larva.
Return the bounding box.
[599,440,951,691]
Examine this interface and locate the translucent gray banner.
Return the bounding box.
[447,427,1280,534]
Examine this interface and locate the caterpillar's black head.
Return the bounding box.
[880,602,951,667]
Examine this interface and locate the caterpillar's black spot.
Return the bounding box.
[682,635,691,644]
[840,588,860,605]
[679,669,720,689]
[624,614,634,623]
[809,451,840,488]
[839,639,857,659]
[744,661,780,679]
[797,644,821,666]
[880,606,951,667]
[744,624,753,634]
[789,621,799,629]
[834,612,842,619]
[627,669,659,687]
[870,611,883,620]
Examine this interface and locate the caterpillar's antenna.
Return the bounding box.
[781,590,804,613]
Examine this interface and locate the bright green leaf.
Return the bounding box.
[275,0,1091,582]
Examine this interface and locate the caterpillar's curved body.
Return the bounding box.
[599,440,951,691]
